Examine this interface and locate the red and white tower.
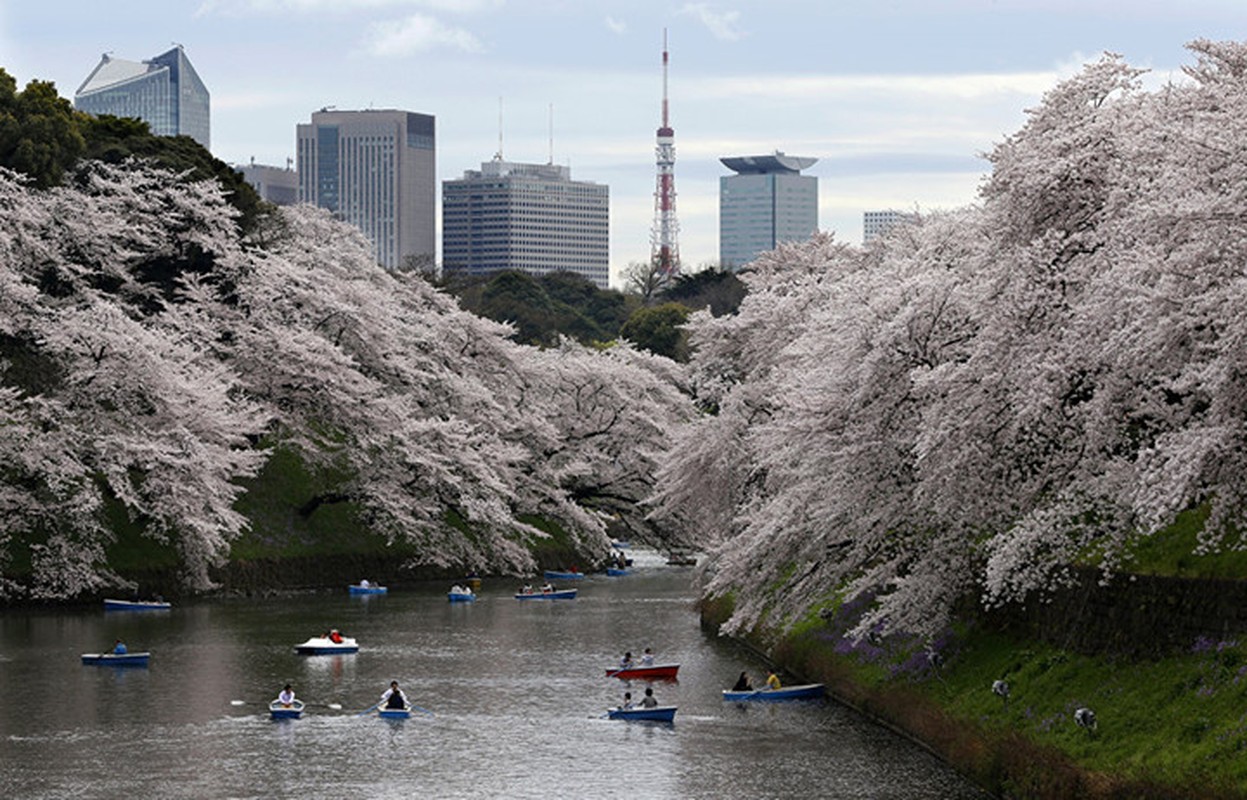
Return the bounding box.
[650,29,680,276]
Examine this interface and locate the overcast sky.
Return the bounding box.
[4,1,1247,283]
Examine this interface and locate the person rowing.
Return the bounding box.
[277,684,296,706]
[732,671,752,691]
[380,680,408,710]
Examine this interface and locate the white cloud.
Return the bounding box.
[678,3,743,42]
[605,15,627,35]
[366,13,485,55]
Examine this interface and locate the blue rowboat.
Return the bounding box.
[448,588,476,602]
[606,568,630,577]
[721,683,825,702]
[269,699,304,720]
[81,651,150,666]
[543,570,585,580]
[294,636,359,655]
[378,705,411,719]
[103,598,171,611]
[607,705,677,723]
[348,584,387,595]
[514,588,577,600]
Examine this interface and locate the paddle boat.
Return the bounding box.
[377,705,411,720]
[721,683,826,702]
[607,705,677,723]
[514,585,577,600]
[543,569,585,580]
[348,582,387,595]
[606,663,680,680]
[293,633,359,655]
[269,699,305,720]
[448,585,476,602]
[103,598,171,611]
[81,651,151,666]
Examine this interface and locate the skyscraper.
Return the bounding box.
[297,109,436,271]
[237,159,298,206]
[74,46,210,150]
[719,153,818,270]
[442,157,609,289]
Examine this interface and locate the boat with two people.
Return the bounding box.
[514,583,577,600]
[348,579,387,595]
[448,584,476,602]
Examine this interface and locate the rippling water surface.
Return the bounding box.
[0,553,987,799]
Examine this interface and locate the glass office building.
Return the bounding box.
[74,46,210,150]
[297,109,436,271]
[719,153,818,270]
[442,158,609,289]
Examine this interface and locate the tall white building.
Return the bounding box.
[74,46,210,150]
[719,153,818,270]
[442,158,609,288]
[863,210,919,243]
[297,109,436,270]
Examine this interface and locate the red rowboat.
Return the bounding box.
[605,663,680,680]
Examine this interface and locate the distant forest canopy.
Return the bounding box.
[0,67,698,599]
[439,267,746,360]
[649,40,1247,643]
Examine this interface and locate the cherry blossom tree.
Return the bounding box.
[655,41,1247,642]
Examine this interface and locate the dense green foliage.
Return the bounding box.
[445,267,744,360]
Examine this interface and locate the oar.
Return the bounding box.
[231,699,342,710]
[409,703,435,717]
[355,700,383,717]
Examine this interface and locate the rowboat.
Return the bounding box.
[606,567,630,577]
[543,570,585,580]
[269,699,305,720]
[448,586,476,602]
[103,598,171,611]
[514,588,577,600]
[81,651,151,666]
[294,636,359,655]
[378,705,411,719]
[606,663,680,680]
[348,584,387,595]
[721,683,825,702]
[607,705,677,723]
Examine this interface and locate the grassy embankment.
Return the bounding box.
[101,444,582,595]
[706,511,1247,799]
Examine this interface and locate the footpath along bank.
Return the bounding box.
[702,566,1247,800]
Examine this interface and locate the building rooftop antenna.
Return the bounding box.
[548,102,554,165]
[494,96,504,161]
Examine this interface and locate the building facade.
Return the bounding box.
[237,160,298,206]
[74,46,210,150]
[442,158,609,289]
[296,109,436,271]
[719,153,818,270]
[863,210,919,243]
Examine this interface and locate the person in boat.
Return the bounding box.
[621,691,634,710]
[359,579,370,588]
[328,629,344,644]
[112,639,127,655]
[766,670,782,691]
[619,651,634,669]
[732,671,752,691]
[380,680,408,710]
[639,648,655,666]
[520,584,533,594]
[541,583,554,593]
[639,687,659,709]
[278,684,296,706]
